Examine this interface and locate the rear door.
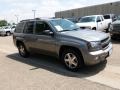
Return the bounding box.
[22,21,36,51]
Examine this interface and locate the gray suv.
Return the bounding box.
[13,18,112,71]
[109,15,120,39]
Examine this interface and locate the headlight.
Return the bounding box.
[87,41,102,51]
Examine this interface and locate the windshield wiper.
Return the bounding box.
[59,29,72,32]
[60,28,79,32]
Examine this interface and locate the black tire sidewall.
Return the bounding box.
[18,43,29,58]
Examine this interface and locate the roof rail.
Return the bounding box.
[20,18,41,22]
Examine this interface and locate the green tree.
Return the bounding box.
[0,20,8,27]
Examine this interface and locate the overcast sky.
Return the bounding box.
[0,0,119,23]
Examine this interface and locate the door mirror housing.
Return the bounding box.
[43,30,54,36]
[97,20,101,22]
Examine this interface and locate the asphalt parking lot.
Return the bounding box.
[0,36,120,90]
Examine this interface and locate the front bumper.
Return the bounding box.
[84,43,112,65]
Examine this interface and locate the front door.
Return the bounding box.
[33,21,57,55]
[96,16,103,31]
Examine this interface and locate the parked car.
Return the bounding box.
[0,25,16,36]
[103,14,118,32]
[13,18,112,71]
[109,15,120,39]
[66,18,78,23]
[76,15,107,31]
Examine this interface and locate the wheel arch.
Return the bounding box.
[59,45,84,64]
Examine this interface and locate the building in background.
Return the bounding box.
[55,1,120,19]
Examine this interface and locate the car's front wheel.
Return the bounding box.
[61,49,83,71]
[18,43,29,58]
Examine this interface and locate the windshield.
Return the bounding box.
[49,19,79,32]
[117,16,120,20]
[79,16,95,23]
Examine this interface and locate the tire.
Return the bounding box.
[18,43,29,58]
[61,49,83,71]
[92,27,96,30]
[6,32,11,36]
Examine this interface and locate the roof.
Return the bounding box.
[20,18,65,22]
[82,15,103,17]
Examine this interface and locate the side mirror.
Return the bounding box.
[113,18,117,22]
[43,30,54,35]
[97,20,101,22]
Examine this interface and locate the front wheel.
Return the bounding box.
[18,43,29,58]
[61,49,83,71]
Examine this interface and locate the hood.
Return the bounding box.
[61,29,109,42]
[76,22,95,27]
[112,20,120,25]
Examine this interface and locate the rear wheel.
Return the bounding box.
[92,27,96,30]
[18,43,29,58]
[61,49,83,71]
[6,31,11,36]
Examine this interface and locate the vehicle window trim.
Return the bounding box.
[34,21,53,36]
[23,21,35,34]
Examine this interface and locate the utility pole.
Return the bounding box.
[15,15,19,24]
[32,10,36,19]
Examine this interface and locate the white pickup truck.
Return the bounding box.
[76,15,107,32]
[0,25,16,36]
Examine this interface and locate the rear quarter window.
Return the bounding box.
[15,22,25,33]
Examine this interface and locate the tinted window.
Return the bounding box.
[79,16,95,23]
[24,21,34,34]
[97,16,101,22]
[101,16,104,21]
[104,15,110,19]
[35,21,51,35]
[15,22,25,33]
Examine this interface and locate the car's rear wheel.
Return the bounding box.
[61,49,83,71]
[92,27,96,30]
[18,43,29,58]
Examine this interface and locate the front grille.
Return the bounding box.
[101,37,110,49]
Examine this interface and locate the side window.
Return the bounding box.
[97,16,101,22]
[24,21,34,34]
[35,21,51,35]
[101,16,104,21]
[15,22,25,33]
[103,15,110,19]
